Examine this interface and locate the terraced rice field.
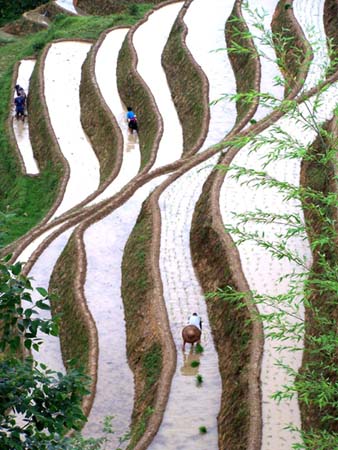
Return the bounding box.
[6,0,338,448]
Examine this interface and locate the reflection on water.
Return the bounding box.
[133,2,184,168]
[55,0,78,15]
[180,348,201,377]
[44,41,100,218]
[126,129,138,152]
[91,28,141,204]
[15,118,25,138]
[13,59,39,174]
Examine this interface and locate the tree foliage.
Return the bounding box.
[214,6,338,449]
[0,0,49,27]
[0,256,91,449]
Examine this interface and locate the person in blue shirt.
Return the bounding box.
[126,106,138,133]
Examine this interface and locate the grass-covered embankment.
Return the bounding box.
[48,231,98,415]
[48,233,94,372]
[225,0,259,125]
[28,47,65,170]
[0,8,153,248]
[299,117,338,442]
[190,172,262,450]
[80,41,123,185]
[161,3,209,155]
[0,38,63,246]
[324,0,338,75]
[271,0,311,95]
[299,5,338,442]
[121,203,164,449]
[77,1,161,16]
[116,29,161,170]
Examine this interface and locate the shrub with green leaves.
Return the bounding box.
[0,255,58,353]
[0,0,49,27]
[0,256,91,449]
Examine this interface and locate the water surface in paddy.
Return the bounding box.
[220,81,338,449]
[55,0,78,14]
[82,2,186,441]
[92,27,140,205]
[133,2,184,168]
[12,59,39,174]
[150,1,238,448]
[44,41,100,219]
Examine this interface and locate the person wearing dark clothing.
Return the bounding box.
[14,95,25,120]
[14,84,27,117]
[15,85,26,99]
[15,84,22,96]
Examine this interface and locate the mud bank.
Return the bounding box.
[121,201,173,450]
[80,39,123,184]
[191,171,262,450]
[300,116,338,438]
[161,0,209,154]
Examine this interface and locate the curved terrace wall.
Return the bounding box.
[2,16,46,36]
[271,0,311,95]
[186,8,264,444]
[2,44,69,249]
[121,200,173,450]
[324,0,338,73]
[4,3,338,448]
[300,116,338,437]
[161,0,209,155]
[190,171,262,450]
[48,231,98,417]
[225,0,260,124]
[80,38,123,184]
[116,30,161,170]
[28,48,66,172]
[189,2,316,438]
[77,0,165,15]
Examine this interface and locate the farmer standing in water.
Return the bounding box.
[126,106,138,133]
[182,313,202,350]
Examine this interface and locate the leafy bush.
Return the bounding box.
[0,256,90,449]
[0,0,49,27]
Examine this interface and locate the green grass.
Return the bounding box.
[225,4,258,124]
[196,374,203,385]
[0,32,17,45]
[121,206,164,448]
[116,37,159,169]
[0,6,153,247]
[195,343,204,353]
[1,168,59,245]
[129,406,154,448]
[49,236,90,371]
[300,125,338,436]
[143,343,162,391]
[128,344,162,449]
[162,19,207,153]
[190,180,253,449]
